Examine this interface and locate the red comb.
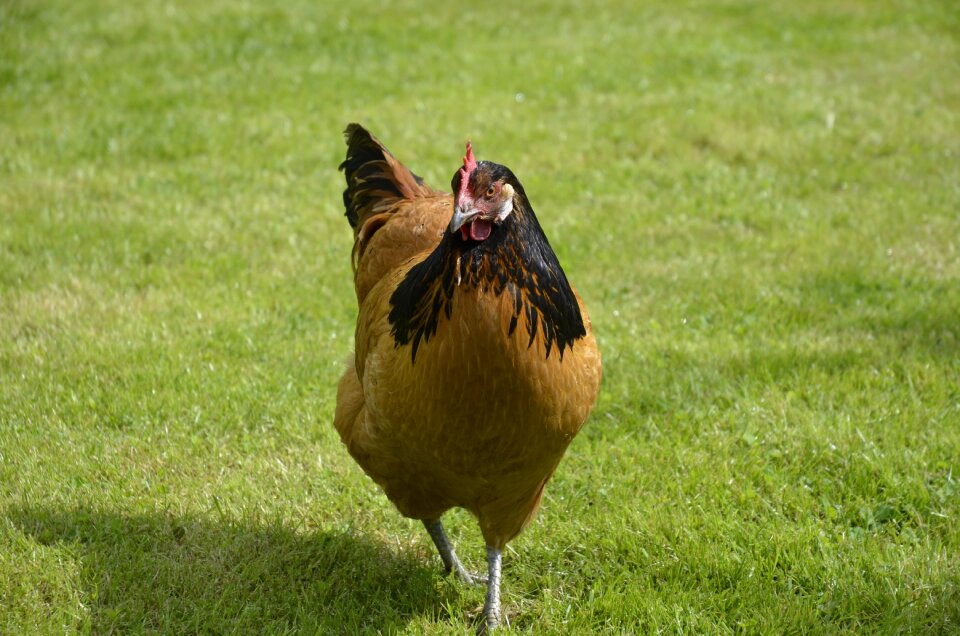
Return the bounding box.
[463,140,477,173]
[457,140,477,201]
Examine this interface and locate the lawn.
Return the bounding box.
[1,0,958,633]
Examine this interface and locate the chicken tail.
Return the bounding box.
[340,124,438,270]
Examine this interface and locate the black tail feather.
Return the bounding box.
[340,125,397,229]
[339,124,431,230]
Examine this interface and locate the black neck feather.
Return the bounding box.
[388,194,586,362]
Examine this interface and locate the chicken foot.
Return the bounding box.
[422,519,480,584]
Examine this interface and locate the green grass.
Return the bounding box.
[2,0,958,633]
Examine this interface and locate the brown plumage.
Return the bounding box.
[333,124,601,631]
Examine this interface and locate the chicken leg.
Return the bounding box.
[478,545,503,633]
[423,519,475,584]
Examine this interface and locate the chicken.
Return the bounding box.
[333,124,601,631]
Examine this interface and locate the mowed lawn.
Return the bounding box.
[2,0,958,633]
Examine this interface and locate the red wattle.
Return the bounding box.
[459,219,494,242]
[470,219,493,241]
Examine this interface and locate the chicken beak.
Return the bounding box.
[449,205,476,233]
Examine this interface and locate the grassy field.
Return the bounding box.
[2,0,959,633]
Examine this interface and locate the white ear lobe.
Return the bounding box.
[497,184,515,222]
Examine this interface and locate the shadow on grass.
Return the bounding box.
[8,505,446,633]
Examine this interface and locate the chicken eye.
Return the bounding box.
[485,185,497,198]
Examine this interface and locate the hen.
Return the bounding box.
[333,124,601,631]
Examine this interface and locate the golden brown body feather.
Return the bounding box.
[337,261,600,547]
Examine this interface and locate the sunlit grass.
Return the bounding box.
[2,0,958,633]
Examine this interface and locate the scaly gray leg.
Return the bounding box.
[422,519,475,584]
[478,545,502,634]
